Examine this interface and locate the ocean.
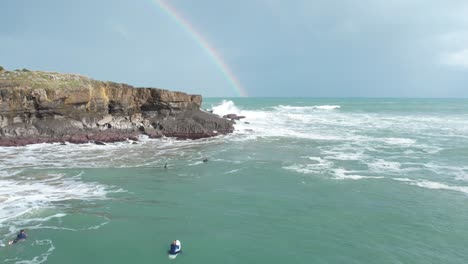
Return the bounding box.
[1,98,467,263]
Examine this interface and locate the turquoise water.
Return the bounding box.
[1,98,468,263]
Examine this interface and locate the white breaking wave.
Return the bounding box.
[380,137,416,146]
[393,178,468,194]
[207,101,468,160]
[314,105,341,110]
[211,102,340,119]
[283,163,385,181]
[211,100,241,117]
[208,100,468,194]
[322,150,367,161]
[0,172,123,228]
[283,157,334,174]
[208,101,438,148]
[210,101,349,141]
[275,105,341,111]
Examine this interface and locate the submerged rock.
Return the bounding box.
[0,69,234,146]
[223,114,246,120]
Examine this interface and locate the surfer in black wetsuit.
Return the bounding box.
[8,229,27,245]
[169,240,181,254]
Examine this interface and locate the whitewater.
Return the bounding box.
[0,98,467,263]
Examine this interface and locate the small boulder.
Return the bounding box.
[222,114,246,120]
[97,115,113,126]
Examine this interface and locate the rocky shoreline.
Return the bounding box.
[0,69,234,146]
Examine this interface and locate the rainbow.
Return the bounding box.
[152,0,248,97]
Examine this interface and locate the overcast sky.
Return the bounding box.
[1,0,468,97]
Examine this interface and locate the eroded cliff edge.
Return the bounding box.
[0,69,234,146]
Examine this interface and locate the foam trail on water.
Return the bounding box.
[393,178,468,194]
[332,169,384,180]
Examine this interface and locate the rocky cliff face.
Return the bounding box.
[0,70,234,146]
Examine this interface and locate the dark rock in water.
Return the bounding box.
[132,142,138,145]
[222,114,246,120]
[223,114,236,119]
[203,158,209,163]
[94,141,106,145]
[0,69,235,146]
[244,122,250,124]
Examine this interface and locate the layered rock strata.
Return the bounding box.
[0,70,234,146]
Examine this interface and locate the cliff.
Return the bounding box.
[0,69,234,146]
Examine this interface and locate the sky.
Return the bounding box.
[1,0,468,97]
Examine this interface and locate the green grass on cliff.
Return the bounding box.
[0,69,94,90]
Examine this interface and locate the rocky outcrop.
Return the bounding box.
[0,69,234,146]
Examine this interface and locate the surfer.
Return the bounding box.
[168,239,182,255]
[8,230,27,245]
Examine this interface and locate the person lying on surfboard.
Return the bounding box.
[8,229,27,245]
[168,240,181,255]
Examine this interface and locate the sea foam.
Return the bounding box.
[332,168,384,180]
[0,172,122,229]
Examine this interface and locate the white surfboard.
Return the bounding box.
[168,254,178,260]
